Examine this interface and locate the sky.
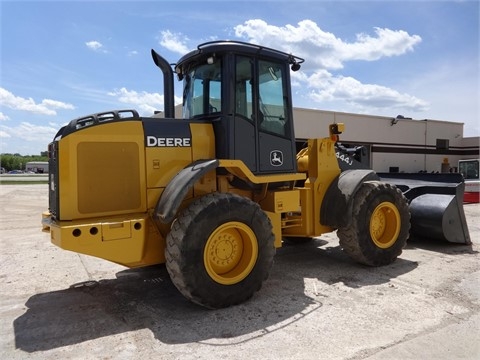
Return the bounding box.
[1,0,479,155]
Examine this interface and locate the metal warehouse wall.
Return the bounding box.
[293,107,479,173]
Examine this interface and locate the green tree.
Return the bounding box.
[0,154,48,172]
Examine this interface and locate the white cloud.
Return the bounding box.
[6,122,57,140]
[108,87,163,115]
[0,121,57,151]
[86,40,104,51]
[108,87,183,115]
[307,71,429,112]
[127,50,138,56]
[158,30,190,55]
[0,112,9,121]
[341,27,421,61]
[0,88,75,116]
[234,19,421,70]
[234,19,427,114]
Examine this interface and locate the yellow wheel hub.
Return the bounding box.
[204,221,258,285]
[369,202,401,249]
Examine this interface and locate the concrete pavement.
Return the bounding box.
[1,184,479,359]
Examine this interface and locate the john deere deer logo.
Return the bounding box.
[270,150,283,166]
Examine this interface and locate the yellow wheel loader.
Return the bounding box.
[42,41,470,308]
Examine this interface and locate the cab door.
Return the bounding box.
[256,59,296,174]
[233,55,296,174]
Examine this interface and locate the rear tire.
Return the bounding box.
[337,181,410,266]
[165,193,275,308]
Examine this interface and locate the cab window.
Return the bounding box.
[235,56,254,120]
[183,60,222,118]
[258,60,288,136]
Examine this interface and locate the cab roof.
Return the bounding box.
[175,40,304,75]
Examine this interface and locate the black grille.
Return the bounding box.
[48,141,59,219]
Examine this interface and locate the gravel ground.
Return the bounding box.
[1,184,479,359]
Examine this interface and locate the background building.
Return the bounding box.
[25,161,48,174]
[293,108,479,173]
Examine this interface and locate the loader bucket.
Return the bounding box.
[378,173,471,244]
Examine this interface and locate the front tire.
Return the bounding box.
[165,193,275,308]
[337,181,410,266]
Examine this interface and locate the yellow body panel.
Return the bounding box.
[145,122,216,203]
[49,213,164,267]
[190,123,216,160]
[282,137,340,237]
[260,190,300,213]
[146,146,191,188]
[57,121,147,220]
[191,123,217,196]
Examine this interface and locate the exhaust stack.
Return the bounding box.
[151,49,175,118]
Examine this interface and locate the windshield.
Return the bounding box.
[182,60,222,119]
[459,160,479,180]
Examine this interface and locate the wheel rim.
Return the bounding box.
[204,221,258,285]
[369,202,401,249]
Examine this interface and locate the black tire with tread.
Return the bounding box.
[337,181,410,266]
[165,192,275,309]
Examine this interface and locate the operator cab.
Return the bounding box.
[174,41,304,175]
